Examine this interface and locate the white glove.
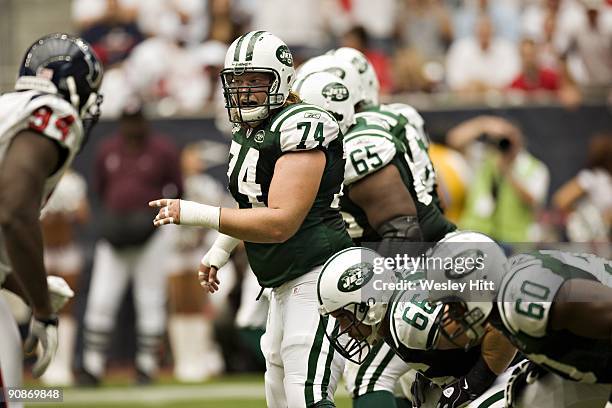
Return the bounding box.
[24,316,58,378]
[47,275,74,313]
[201,234,240,269]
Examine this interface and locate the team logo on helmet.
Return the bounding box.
[322,82,349,102]
[444,249,485,279]
[276,45,293,67]
[338,263,374,292]
[323,67,346,79]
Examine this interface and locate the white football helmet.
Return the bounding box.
[424,231,509,348]
[327,47,379,107]
[317,247,396,364]
[293,71,355,134]
[295,55,364,109]
[221,31,295,123]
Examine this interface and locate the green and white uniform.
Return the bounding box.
[228,102,352,288]
[497,250,612,383]
[228,102,352,408]
[341,111,455,244]
[340,109,456,404]
[496,250,612,407]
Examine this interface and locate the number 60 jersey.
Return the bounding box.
[495,250,612,383]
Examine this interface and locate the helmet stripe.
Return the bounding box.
[233,34,247,62]
[245,31,266,61]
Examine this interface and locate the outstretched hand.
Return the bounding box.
[149,198,181,226]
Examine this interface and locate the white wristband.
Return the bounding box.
[201,234,240,269]
[180,200,220,229]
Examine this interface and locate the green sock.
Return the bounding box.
[353,390,397,408]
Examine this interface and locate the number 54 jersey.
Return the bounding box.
[227,102,352,288]
[496,250,612,383]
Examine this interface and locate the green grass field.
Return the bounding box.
[25,374,353,408]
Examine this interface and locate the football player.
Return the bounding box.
[297,56,516,408]
[0,33,103,398]
[149,31,352,407]
[317,245,520,408]
[423,230,612,407]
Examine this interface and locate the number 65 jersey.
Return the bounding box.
[496,250,612,383]
[340,113,455,244]
[0,89,84,284]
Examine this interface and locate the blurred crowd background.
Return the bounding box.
[0,0,610,390]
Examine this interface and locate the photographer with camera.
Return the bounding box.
[447,115,550,242]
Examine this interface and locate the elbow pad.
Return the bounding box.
[376,215,423,258]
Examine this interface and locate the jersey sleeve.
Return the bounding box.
[344,129,397,185]
[23,94,84,158]
[497,254,565,339]
[388,289,443,351]
[273,104,340,153]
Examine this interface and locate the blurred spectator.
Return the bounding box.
[509,37,560,92]
[563,0,612,87]
[445,14,520,93]
[553,134,612,242]
[79,106,182,385]
[73,0,144,67]
[39,170,89,386]
[454,0,521,43]
[447,116,550,242]
[72,0,140,30]
[337,0,398,53]
[392,0,452,92]
[429,143,472,223]
[341,25,393,95]
[522,0,585,53]
[138,0,208,46]
[247,0,330,65]
[397,0,454,61]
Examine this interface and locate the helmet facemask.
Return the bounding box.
[435,300,490,350]
[324,302,383,364]
[221,68,283,124]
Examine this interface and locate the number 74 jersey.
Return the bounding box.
[496,250,612,383]
[226,102,351,288]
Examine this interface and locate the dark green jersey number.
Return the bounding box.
[349,144,384,176]
[514,280,550,320]
[297,121,325,149]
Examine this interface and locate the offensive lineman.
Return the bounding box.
[297,49,517,408]
[423,231,612,407]
[150,31,351,407]
[0,33,103,401]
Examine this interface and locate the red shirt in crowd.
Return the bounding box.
[509,68,560,91]
[94,133,182,212]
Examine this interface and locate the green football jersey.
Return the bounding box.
[361,103,430,150]
[339,111,455,244]
[496,250,612,383]
[227,102,352,287]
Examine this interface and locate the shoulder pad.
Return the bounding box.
[497,254,564,339]
[270,103,340,152]
[24,93,83,155]
[344,127,397,185]
[388,289,443,351]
